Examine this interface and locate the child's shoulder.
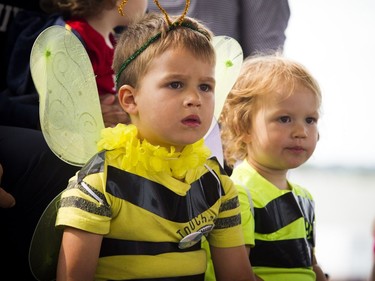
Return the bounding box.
[289,181,314,199]
[206,156,227,174]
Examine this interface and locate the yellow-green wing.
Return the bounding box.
[212,35,243,121]
[29,192,63,281]
[30,25,104,167]
[205,36,243,165]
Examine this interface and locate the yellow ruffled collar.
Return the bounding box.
[97,124,211,180]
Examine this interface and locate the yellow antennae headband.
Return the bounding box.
[118,0,190,25]
[116,0,194,86]
[152,0,190,26]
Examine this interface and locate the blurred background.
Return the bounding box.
[284,0,375,280]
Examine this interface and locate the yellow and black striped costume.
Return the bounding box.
[233,160,317,281]
[56,148,244,280]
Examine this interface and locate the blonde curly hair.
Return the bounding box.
[220,54,322,167]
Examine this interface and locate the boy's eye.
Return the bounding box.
[199,84,212,92]
[306,117,318,124]
[279,116,291,123]
[169,81,183,89]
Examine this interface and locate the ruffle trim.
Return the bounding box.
[97,124,211,179]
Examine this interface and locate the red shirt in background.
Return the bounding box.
[66,18,116,96]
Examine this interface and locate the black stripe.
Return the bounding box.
[59,196,111,218]
[296,195,315,225]
[109,273,204,281]
[219,196,239,212]
[208,156,227,175]
[77,151,106,182]
[254,192,302,234]
[214,213,241,229]
[106,166,222,222]
[99,237,200,257]
[250,238,312,268]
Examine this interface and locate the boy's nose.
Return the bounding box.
[184,90,201,107]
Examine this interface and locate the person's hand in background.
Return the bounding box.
[0,163,16,208]
[100,94,130,127]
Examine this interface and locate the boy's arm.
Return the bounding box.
[210,245,256,281]
[57,227,102,281]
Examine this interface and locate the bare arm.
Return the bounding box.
[57,227,103,281]
[371,259,375,281]
[0,163,15,208]
[210,245,256,281]
[0,187,15,208]
[371,222,375,281]
[312,254,328,281]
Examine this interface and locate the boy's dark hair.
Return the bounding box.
[113,12,216,89]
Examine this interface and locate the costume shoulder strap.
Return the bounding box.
[233,179,254,217]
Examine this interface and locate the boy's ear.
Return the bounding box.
[118,85,138,114]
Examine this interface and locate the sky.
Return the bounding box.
[283,0,375,169]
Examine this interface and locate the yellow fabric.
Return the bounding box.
[232,160,315,280]
[97,124,211,181]
[56,124,244,280]
[203,178,255,281]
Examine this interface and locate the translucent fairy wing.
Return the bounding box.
[204,36,243,165]
[29,192,63,281]
[212,35,243,122]
[205,120,225,165]
[30,25,104,167]
[29,26,105,280]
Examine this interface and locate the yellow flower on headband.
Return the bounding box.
[97,124,211,179]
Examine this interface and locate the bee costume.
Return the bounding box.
[28,1,244,280]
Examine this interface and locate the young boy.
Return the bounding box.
[54,10,255,281]
[219,54,328,280]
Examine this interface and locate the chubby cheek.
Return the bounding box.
[206,100,215,119]
[308,129,319,145]
[249,131,272,152]
[145,105,169,125]
[308,135,319,152]
[253,123,275,144]
[257,131,286,158]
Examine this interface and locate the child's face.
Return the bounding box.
[120,47,215,152]
[247,85,320,170]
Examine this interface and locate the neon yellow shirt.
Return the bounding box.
[232,160,316,281]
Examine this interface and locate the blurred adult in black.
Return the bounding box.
[1,2,75,280]
[0,126,78,280]
[0,0,45,129]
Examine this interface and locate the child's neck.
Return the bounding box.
[249,160,289,190]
